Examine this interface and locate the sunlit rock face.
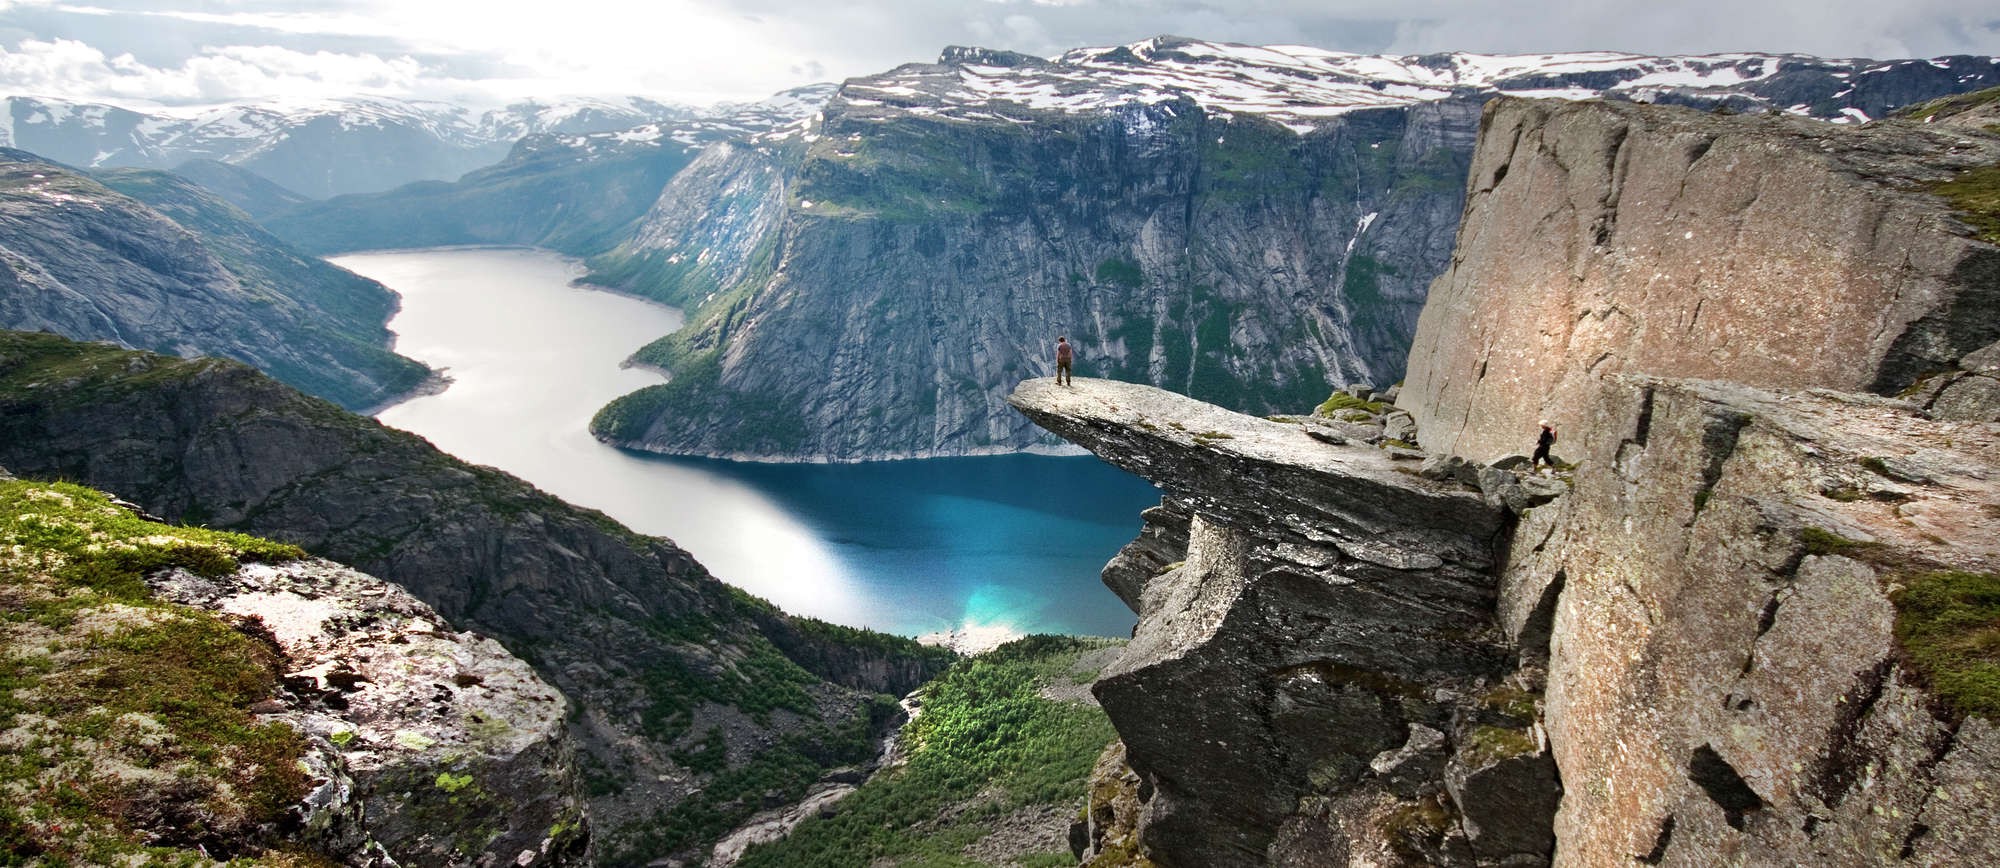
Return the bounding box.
[1400,96,2000,464]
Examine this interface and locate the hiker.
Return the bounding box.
[1055,336,1074,386]
[1532,420,1558,469]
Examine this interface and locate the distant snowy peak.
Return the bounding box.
[835,36,2000,133]
[541,83,837,156]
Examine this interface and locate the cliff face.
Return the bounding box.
[1010,379,1552,866]
[0,331,952,864]
[1015,92,2000,867]
[0,150,428,410]
[1518,376,2000,865]
[586,41,2000,462]
[1402,97,2000,463]
[595,92,1476,460]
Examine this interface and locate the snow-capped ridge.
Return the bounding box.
[840,36,2000,134]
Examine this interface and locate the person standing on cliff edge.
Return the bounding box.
[1532,420,1558,470]
[1055,336,1074,387]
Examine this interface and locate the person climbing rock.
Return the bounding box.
[1055,336,1074,386]
[1532,420,1558,470]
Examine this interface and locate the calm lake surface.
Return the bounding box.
[333,247,1158,640]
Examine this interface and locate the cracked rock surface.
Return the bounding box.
[149,558,587,866]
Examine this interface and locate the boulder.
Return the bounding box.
[1931,373,2000,421]
[1444,729,1560,864]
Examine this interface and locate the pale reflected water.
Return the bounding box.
[336,247,1155,638]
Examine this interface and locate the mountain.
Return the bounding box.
[262,85,838,257]
[0,148,427,409]
[1009,88,2000,866]
[580,37,2000,461]
[0,330,955,864]
[0,94,707,197]
[169,158,311,218]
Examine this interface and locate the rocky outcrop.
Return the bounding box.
[0,331,952,863]
[0,473,582,864]
[1401,96,2000,463]
[1008,86,2000,868]
[1508,377,2000,865]
[149,558,588,866]
[1009,378,1558,866]
[0,150,428,409]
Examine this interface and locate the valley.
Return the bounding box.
[341,246,1157,640]
[1,13,1998,866]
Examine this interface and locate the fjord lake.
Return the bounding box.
[335,247,1158,642]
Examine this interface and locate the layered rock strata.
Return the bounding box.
[1010,378,1555,866]
[1402,96,2000,463]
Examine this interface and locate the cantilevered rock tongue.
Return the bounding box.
[1008,376,1504,578]
[1008,377,1544,866]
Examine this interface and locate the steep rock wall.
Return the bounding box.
[594,95,1478,460]
[1507,377,2000,865]
[1009,379,1556,866]
[1402,97,2000,463]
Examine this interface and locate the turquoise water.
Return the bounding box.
[654,453,1157,637]
[335,247,1157,641]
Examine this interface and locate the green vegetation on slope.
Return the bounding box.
[607,695,901,865]
[737,635,1121,868]
[263,141,695,257]
[0,477,314,863]
[1315,390,1389,417]
[1892,569,2000,721]
[1897,86,2000,124]
[1931,163,2000,245]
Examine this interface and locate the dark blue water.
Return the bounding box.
[338,248,1157,643]
[652,452,1158,638]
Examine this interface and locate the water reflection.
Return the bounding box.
[336,247,1155,638]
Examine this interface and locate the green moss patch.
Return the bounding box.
[1892,570,2000,720]
[0,478,313,862]
[1898,86,2000,123]
[1931,163,2000,246]
[1799,527,1885,560]
[1315,391,1388,417]
[1461,724,1539,768]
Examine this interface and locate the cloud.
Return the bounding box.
[0,36,430,103]
[1,0,1997,109]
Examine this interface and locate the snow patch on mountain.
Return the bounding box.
[827,36,1999,135]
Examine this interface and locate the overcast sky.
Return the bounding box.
[2,0,1997,109]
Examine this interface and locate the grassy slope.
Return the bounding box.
[0,477,319,864]
[262,141,693,257]
[739,636,1120,868]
